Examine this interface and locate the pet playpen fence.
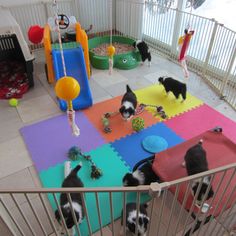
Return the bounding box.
[0,8,34,87]
[0,162,236,235]
[6,0,236,109]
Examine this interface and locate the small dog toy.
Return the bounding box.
[139,103,168,119]
[101,111,119,133]
[68,146,102,179]
[132,117,145,132]
[211,126,223,133]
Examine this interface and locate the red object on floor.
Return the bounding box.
[0,60,29,99]
[152,130,236,217]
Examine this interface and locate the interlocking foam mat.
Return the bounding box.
[134,84,203,120]
[111,123,184,169]
[40,144,149,235]
[83,95,159,142]
[164,104,236,143]
[152,130,236,216]
[20,112,105,172]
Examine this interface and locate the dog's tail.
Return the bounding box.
[126,84,133,93]
[69,162,82,177]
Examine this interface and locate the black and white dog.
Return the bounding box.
[55,163,84,234]
[121,203,150,236]
[119,85,137,120]
[123,161,160,186]
[182,140,214,206]
[133,40,151,66]
[158,76,187,102]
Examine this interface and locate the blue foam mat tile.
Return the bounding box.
[111,122,185,169]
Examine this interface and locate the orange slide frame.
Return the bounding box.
[43,22,90,84]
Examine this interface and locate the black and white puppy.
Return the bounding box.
[183,140,214,206]
[123,162,160,186]
[121,203,150,236]
[133,40,151,66]
[158,76,187,102]
[119,85,137,120]
[55,163,84,234]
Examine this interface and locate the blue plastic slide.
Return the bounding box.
[52,46,93,111]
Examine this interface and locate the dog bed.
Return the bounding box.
[152,129,236,217]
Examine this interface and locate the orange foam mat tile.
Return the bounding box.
[83,96,159,142]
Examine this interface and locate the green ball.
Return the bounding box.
[132,117,145,132]
[9,98,19,107]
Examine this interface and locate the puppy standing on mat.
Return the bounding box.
[133,40,151,67]
[119,85,137,121]
[158,76,187,102]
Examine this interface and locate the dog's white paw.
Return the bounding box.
[182,161,186,167]
[78,161,83,167]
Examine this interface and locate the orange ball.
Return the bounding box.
[55,76,80,101]
[107,45,115,57]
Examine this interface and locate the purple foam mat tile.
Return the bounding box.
[20,112,105,172]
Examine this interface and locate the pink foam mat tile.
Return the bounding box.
[164,104,236,143]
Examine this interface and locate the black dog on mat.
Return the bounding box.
[182,140,214,206]
[121,202,150,236]
[123,161,160,186]
[158,76,187,102]
[55,163,84,234]
[133,40,151,66]
[119,85,137,120]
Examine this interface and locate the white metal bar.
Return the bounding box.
[147,194,155,236]
[52,193,70,236]
[0,197,25,236]
[135,192,141,236]
[166,184,180,235]
[109,192,115,236]
[81,192,92,235]
[24,193,47,235]
[122,192,127,236]
[10,193,36,236]
[38,194,59,236]
[95,192,103,236]
[66,193,81,236]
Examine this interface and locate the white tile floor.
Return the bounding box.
[0,49,236,235]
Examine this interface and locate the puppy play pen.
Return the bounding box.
[0,0,236,235]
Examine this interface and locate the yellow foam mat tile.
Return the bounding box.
[135,84,203,119]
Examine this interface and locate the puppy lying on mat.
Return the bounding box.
[55,162,84,235]
[182,140,214,210]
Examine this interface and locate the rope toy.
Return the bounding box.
[53,0,80,137]
[101,104,146,133]
[68,146,102,179]
[139,103,168,119]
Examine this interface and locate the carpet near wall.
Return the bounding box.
[20,84,236,235]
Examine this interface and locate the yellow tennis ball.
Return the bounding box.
[9,98,18,107]
[107,45,115,57]
[55,76,80,101]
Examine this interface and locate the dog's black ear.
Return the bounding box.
[143,216,149,225]
[158,77,163,84]
[132,42,136,48]
[119,106,125,114]
[127,222,136,234]
[55,209,61,222]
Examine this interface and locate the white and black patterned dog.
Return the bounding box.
[158,76,187,102]
[121,203,150,236]
[182,140,214,206]
[55,163,84,235]
[123,161,160,186]
[119,85,137,120]
[133,40,151,66]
